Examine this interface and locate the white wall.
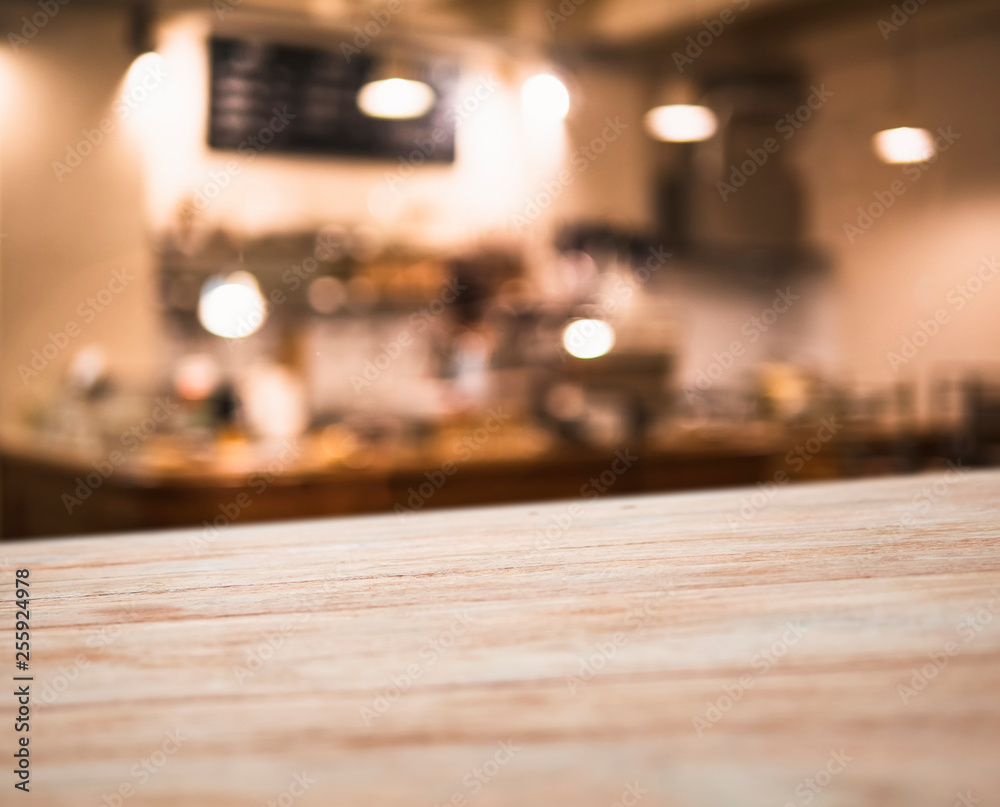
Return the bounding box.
[791,4,1000,410]
[0,3,160,432]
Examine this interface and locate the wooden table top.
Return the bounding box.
[4,469,1000,805]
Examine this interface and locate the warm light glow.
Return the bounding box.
[241,365,308,440]
[455,78,528,231]
[521,73,570,121]
[644,104,717,142]
[124,51,166,97]
[308,276,346,314]
[562,319,616,359]
[68,345,108,389]
[124,17,203,231]
[174,353,221,400]
[357,78,436,119]
[872,127,935,164]
[0,50,17,111]
[197,273,267,339]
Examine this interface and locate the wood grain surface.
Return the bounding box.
[2,469,1000,806]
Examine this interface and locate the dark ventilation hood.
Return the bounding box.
[656,69,826,275]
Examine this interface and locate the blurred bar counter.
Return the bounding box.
[1,414,966,540]
[0,421,810,539]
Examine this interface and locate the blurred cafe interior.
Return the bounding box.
[1,0,999,539]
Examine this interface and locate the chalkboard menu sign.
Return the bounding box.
[208,37,458,162]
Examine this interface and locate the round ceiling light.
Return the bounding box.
[872,126,935,164]
[357,78,436,120]
[644,104,718,142]
[562,319,616,359]
[521,73,570,121]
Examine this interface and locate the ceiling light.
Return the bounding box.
[123,50,165,95]
[872,126,935,164]
[562,319,615,359]
[522,73,570,121]
[357,78,435,120]
[644,104,717,142]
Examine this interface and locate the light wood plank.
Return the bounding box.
[3,470,1000,805]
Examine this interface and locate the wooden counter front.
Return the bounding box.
[1,432,783,538]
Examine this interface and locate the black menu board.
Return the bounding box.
[208,37,458,163]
